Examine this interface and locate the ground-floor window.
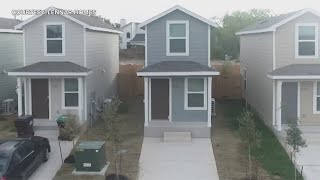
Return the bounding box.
[184,78,207,110]
[63,78,79,108]
[314,81,320,113]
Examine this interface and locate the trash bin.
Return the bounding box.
[56,115,69,128]
[14,115,34,137]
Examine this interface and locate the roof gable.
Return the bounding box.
[138,5,216,29]
[15,7,122,34]
[236,9,320,35]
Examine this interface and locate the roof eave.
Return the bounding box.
[267,74,320,80]
[8,71,91,77]
[137,71,220,77]
[0,29,23,33]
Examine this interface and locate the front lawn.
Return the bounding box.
[222,100,303,180]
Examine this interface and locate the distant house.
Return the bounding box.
[119,20,145,49]
[137,5,219,138]
[8,7,121,123]
[0,17,23,104]
[237,9,320,131]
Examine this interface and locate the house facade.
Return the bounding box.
[8,7,120,124]
[119,20,145,49]
[0,18,23,103]
[237,9,320,131]
[137,5,219,138]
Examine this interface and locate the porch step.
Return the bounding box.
[163,132,192,142]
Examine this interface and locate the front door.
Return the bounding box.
[151,79,169,120]
[31,79,49,118]
[281,82,298,124]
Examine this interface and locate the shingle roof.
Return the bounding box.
[0,17,22,29]
[11,61,90,73]
[69,14,118,30]
[268,64,320,76]
[131,34,145,42]
[138,61,217,73]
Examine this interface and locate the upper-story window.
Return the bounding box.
[295,23,318,58]
[166,20,189,56]
[44,23,65,56]
[127,32,131,38]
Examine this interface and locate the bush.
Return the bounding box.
[117,102,129,114]
[58,115,80,141]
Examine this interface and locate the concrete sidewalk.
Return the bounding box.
[138,138,220,180]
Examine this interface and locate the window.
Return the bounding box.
[184,78,207,110]
[243,68,247,91]
[63,78,79,108]
[45,23,65,56]
[166,21,189,56]
[296,24,318,58]
[127,32,131,38]
[314,81,320,114]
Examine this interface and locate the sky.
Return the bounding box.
[1,0,320,24]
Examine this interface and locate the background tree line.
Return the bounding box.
[211,9,274,60]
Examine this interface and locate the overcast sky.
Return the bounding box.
[1,0,320,23]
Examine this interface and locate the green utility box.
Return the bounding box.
[75,141,106,172]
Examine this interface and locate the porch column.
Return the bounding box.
[144,77,149,126]
[78,77,83,122]
[23,78,27,115]
[17,77,22,116]
[207,77,212,127]
[276,80,282,131]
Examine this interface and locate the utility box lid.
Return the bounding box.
[77,141,105,150]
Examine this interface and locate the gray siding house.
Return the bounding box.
[237,9,320,131]
[137,5,219,138]
[0,18,23,103]
[8,7,121,124]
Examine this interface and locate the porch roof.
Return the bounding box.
[8,61,91,77]
[137,61,219,77]
[268,64,320,80]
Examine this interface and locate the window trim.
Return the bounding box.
[184,77,207,110]
[62,78,79,109]
[44,22,65,56]
[166,20,189,56]
[295,23,318,59]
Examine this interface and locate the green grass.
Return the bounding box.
[222,100,303,180]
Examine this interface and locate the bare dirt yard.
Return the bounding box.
[212,101,271,180]
[54,97,144,180]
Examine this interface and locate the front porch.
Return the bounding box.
[8,61,91,123]
[269,64,320,131]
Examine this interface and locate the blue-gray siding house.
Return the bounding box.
[8,7,121,124]
[137,5,219,138]
[0,18,23,105]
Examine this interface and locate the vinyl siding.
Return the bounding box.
[299,81,320,125]
[0,33,23,101]
[147,10,209,66]
[171,77,207,122]
[240,32,274,125]
[85,30,119,120]
[24,15,85,66]
[275,12,320,69]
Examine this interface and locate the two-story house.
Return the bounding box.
[137,5,219,138]
[0,17,23,104]
[119,20,145,49]
[237,9,320,131]
[8,7,121,124]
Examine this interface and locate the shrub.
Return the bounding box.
[117,102,129,114]
[58,115,80,141]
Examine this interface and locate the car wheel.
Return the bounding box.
[43,148,49,162]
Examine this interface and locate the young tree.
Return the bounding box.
[238,110,261,180]
[286,120,307,180]
[97,97,123,180]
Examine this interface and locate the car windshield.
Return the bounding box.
[0,154,9,175]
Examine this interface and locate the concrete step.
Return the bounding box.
[163,132,192,142]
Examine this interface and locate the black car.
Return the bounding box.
[0,136,50,180]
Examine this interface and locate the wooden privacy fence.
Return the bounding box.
[117,62,242,100]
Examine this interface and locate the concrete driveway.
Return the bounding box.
[138,138,220,180]
[28,119,75,180]
[276,126,320,180]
